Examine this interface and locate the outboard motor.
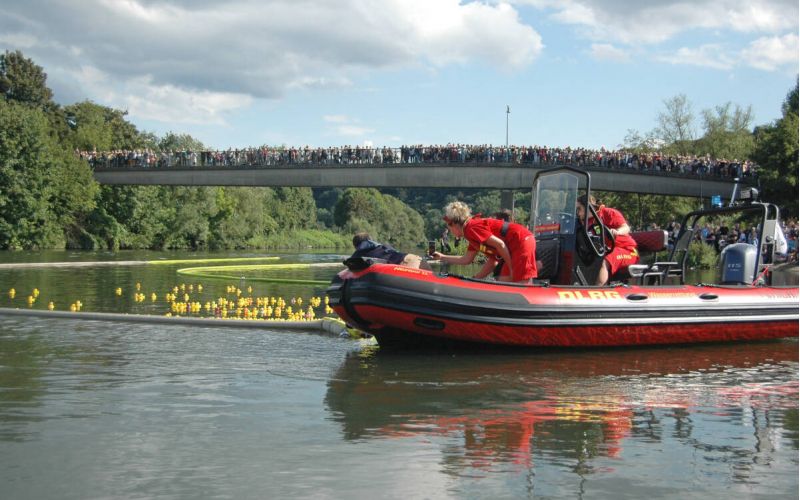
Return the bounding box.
[719,243,757,285]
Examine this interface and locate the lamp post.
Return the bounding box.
[505,105,510,149]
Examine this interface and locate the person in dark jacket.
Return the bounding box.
[350,232,431,270]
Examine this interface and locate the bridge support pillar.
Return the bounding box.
[500,190,515,215]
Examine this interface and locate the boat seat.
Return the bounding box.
[535,238,560,280]
[613,230,678,285]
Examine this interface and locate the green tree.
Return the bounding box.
[64,101,115,151]
[209,187,279,249]
[158,131,205,152]
[0,99,97,249]
[64,101,147,151]
[0,50,53,108]
[334,188,425,246]
[620,129,659,153]
[655,94,695,155]
[752,82,799,216]
[85,185,170,249]
[271,187,317,230]
[599,192,696,230]
[696,102,755,160]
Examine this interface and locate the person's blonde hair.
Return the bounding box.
[443,201,471,225]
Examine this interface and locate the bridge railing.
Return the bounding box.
[83,147,756,181]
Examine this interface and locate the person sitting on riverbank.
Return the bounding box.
[349,232,431,270]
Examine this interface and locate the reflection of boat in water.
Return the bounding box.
[325,341,797,470]
[327,168,798,349]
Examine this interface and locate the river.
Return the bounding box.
[0,250,797,499]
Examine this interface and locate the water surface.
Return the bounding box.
[0,251,797,498]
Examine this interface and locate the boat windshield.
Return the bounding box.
[531,170,581,237]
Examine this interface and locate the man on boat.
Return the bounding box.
[576,195,639,285]
[350,232,431,270]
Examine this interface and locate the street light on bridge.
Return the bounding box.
[505,105,510,150]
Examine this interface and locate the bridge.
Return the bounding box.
[93,162,742,199]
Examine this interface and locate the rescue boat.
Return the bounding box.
[327,167,799,349]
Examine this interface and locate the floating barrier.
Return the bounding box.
[0,307,355,337]
[176,262,342,285]
[0,256,282,270]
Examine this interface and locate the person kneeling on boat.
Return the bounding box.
[576,195,638,285]
[432,201,537,284]
[350,232,431,270]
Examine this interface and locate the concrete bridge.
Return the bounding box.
[93,162,742,199]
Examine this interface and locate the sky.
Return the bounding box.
[1,0,797,150]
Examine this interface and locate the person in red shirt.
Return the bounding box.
[576,195,639,285]
[432,201,537,284]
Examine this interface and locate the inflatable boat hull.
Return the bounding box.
[327,264,799,348]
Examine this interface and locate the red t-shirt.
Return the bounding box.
[593,207,637,251]
[463,217,537,281]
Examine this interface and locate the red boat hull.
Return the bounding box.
[355,306,796,347]
[328,264,799,349]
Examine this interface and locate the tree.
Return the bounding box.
[620,129,660,153]
[84,185,170,249]
[0,50,53,108]
[66,101,147,151]
[696,102,754,160]
[158,131,205,152]
[0,99,97,249]
[752,82,799,217]
[209,187,279,249]
[334,188,425,246]
[272,187,317,230]
[64,101,115,151]
[655,94,695,155]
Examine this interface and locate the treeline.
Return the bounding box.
[618,85,798,220]
[0,51,428,251]
[0,50,796,252]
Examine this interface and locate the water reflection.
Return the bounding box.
[325,341,798,481]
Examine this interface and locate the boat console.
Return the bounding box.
[530,167,786,287]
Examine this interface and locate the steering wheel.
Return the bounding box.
[584,206,616,258]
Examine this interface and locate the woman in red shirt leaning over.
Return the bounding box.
[576,194,639,285]
[432,201,537,284]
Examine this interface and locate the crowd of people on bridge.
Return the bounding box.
[76,144,757,180]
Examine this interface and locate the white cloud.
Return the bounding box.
[657,45,736,70]
[336,124,375,137]
[511,0,797,72]
[589,43,630,62]
[323,115,374,138]
[323,115,349,124]
[0,33,38,48]
[68,66,252,125]
[740,33,799,71]
[0,0,543,126]
[656,33,798,71]
[512,0,797,44]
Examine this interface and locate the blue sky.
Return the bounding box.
[1,0,797,150]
